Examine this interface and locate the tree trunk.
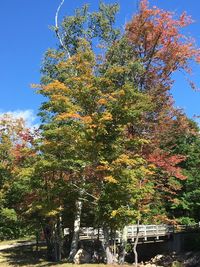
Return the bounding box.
[68,199,82,261]
[103,227,114,264]
[133,220,140,267]
[42,223,56,261]
[35,230,39,255]
[55,213,63,261]
[119,226,127,264]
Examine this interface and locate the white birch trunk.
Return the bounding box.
[133,220,140,267]
[56,213,63,261]
[102,227,114,264]
[68,199,82,261]
[119,226,127,264]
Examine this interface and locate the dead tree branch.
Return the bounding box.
[55,0,70,58]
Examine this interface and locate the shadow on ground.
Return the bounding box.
[0,244,64,266]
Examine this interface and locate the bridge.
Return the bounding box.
[80,225,173,242]
[64,224,200,243]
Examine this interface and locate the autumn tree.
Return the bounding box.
[168,120,200,224]
[125,0,200,222]
[31,0,200,264]
[0,114,36,239]
[104,0,200,218]
[126,0,200,91]
[102,2,200,263]
[31,3,122,261]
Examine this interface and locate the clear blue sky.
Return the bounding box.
[0,0,200,123]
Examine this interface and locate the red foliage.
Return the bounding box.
[19,130,34,143]
[126,0,200,91]
[148,149,186,180]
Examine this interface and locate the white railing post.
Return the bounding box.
[156,225,159,240]
[144,225,147,241]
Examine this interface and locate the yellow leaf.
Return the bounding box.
[97,98,107,105]
[104,176,118,184]
[111,210,118,217]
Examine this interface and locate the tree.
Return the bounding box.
[36,31,154,261]
[0,114,35,239]
[33,2,123,262]
[126,0,200,92]
[168,120,200,224]
[103,2,200,263]
[31,0,200,264]
[108,0,200,213]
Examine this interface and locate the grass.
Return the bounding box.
[0,240,139,267]
[0,236,35,246]
[0,242,117,267]
[0,265,115,267]
[0,241,48,266]
[0,245,117,267]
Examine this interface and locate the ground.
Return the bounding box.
[0,239,191,267]
[0,240,121,267]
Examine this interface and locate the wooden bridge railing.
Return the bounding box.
[64,224,199,242]
[126,224,173,240]
[64,224,174,241]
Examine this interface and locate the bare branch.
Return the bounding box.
[55,0,65,29]
[72,183,99,201]
[55,0,71,58]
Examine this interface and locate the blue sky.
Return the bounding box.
[0,0,200,126]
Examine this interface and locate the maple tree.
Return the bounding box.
[102,2,200,263]
[126,0,200,92]
[105,0,200,221]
